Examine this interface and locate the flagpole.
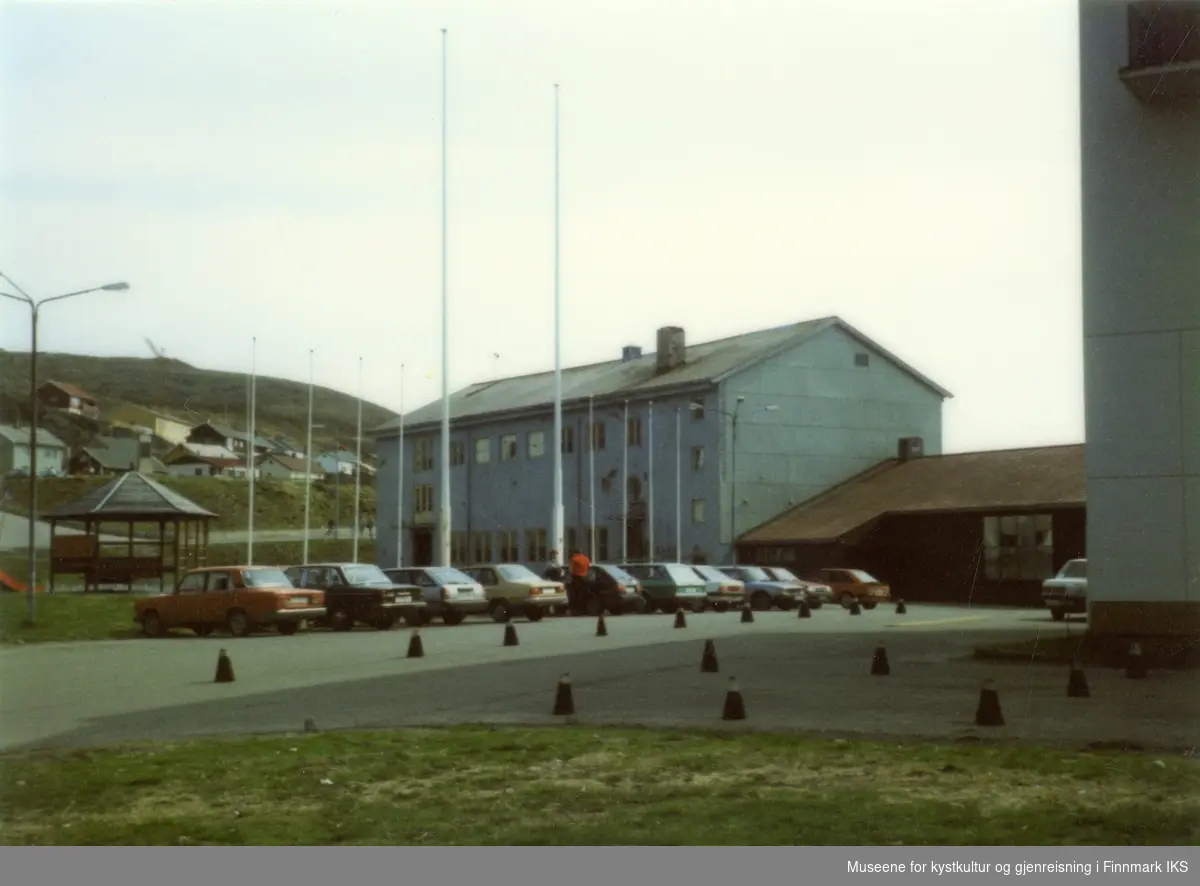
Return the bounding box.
[647,400,654,560]
[621,399,629,562]
[438,26,452,567]
[675,406,682,562]
[352,356,364,562]
[551,82,565,567]
[247,336,257,565]
[302,348,314,564]
[588,395,595,559]
[396,363,405,568]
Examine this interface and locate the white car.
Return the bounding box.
[1041,558,1087,621]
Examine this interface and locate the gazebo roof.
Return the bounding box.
[45,472,218,521]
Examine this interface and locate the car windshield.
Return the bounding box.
[768,566,799,581]
[1060,560,1087,578]
[243,568,293,589]
[342,565,392,586]
[737,566,770,581]
[848,569,879,583]
[692,565,729,582]
[498,564,538,582]
[599,564,638,584]
[665,564,703,583]
[427,566,475,584]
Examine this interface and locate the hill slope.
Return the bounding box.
[0,350,396,455]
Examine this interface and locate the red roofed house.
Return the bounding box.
[37,380,100,420]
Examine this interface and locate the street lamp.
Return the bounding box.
[690,397,777,565]
[0,272,130,625]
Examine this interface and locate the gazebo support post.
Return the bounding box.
[158,520,166,593]
[49,518,57,595]
[127,520,134,594]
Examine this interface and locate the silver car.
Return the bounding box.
[383,566,489,626]
[1041,558,1087,621]
[761,566,833,608]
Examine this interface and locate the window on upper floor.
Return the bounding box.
[500,434,518,461]
[691,446,705,470]
[627,416,643,447]
[528,430,545,458]
[561,426,575,454]
[691,499,706,524]
[414,484,434,513]
[690,399,705,420]
[474,437,491,464]
[590,421,606,451]
[855,352,870,368]
[413,438,434,472]
[450,441,465,466]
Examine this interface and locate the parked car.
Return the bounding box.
[282,562,426,631]
[689,564,747,612]
[462,563,567,623]
[714,565,801,611]
[382,565,489,625]
[1041,558,1087,621]
[760,566,833,609]
[617,562,709,614]
[133,565,326,638]
[573,563,648,615]
[807,568,892,609]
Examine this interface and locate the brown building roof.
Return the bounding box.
[265,455,321,473]
[739,443,1086,545]
[39,380,97,403]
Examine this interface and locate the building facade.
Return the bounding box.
[372,317,949,568]
[36,381,99,420]
[0,424,68,476]
[1080,1,1200,639]
[106,404,192,446]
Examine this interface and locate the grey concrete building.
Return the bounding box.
[372,316,951,568]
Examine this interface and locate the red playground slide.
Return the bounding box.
[0,569,44,594]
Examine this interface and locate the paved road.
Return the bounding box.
[3,604,1195,754]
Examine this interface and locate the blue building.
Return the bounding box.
[371,316,951,568]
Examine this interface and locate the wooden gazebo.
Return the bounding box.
[45,472,218,593]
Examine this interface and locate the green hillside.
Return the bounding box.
[0,350,396,456]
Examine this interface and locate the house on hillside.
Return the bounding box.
[261,436,305,459]
[317,449,375,477]
[186,421,274,457]
[70,435,168,476]
[37,381,100,420]
[372,316,951,568]
[161,442,249,478]
[106,403,192,446]
[0,424,68,476]
[258,454,325,482]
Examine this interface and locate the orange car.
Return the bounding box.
[807,568,892,610]
[133,565,327,638]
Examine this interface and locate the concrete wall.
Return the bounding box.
[1,439,66,475]
[720,324,945,555]
[1079,0,1200,637]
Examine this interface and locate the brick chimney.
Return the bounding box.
[655,326,686,374]
[622,345,643,362]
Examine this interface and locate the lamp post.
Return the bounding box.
[396,363,406,568]
[675,407,682,563]
[352,356,364,562]
[647,401,654,560]
[690,397,777,565]
[588,395,595,559]
[0,272,130,625]
[622,399,629,562]
[302,349,315,565]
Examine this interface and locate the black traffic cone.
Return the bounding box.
[553,673,575,716]
[798,598,811,618]
[721,677,746,721]
[596,613,608,637]
[1125,642,1147,679]
[849,599,862,616]
[674,609,688,629]
[740,604,754,624]
[214,648,235,683]
[407,629,425,659]
[974,679,1005,727]
[870,642,890,676]
[895,599,907,615]
[504,623,520,647]
[701,639,719,673]
[1067,659,1090,697]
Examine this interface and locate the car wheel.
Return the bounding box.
[714,602,729,613]
[276,621,300,636]
[750,591,772,612]
[141,610,165,638]
[329,608,354,632]
[838,592,856,609]
[193,624,213,637]
[226,609,252,638]
[1050,608,1066,622]
[862,602,877,610]
[642,598,658,614]
[661,600,679,615]
[489,600,512,623]
[526,606,546,622]
[691,599,707,614]
[372,613,397,631]
[442,609,466,627]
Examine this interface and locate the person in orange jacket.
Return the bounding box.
[567,549,591,611]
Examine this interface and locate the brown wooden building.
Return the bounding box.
[737,444,1086,606]
[37,380,100,420]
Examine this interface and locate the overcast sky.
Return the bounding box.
[0,0,1084,453]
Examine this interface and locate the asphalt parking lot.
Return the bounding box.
[2,604,1196,753]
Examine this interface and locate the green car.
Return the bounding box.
[618,562,709,614]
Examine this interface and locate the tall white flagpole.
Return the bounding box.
[675,407,682,562]
[396,363,405,568]
[551,82,565,567]
[247,336,257,565]
[438,27,452,567]
[647,400,654,560]
[352,356,364,562]
[302,348,314,564]
[588,394,595,559]
[621,399,629,562]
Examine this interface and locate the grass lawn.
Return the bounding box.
[205,538,377,567]
[1,726,1196,845]
[0,593,136,645]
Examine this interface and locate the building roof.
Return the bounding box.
[38,380,97,403]
[739,443,1086,545]
[167,442,238,461]
[0,424,67,449]
[264,454,323,473]
[191,420,274,449]
[79,436,143,471]
[373,315,953,437]
[45,471,218,520]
